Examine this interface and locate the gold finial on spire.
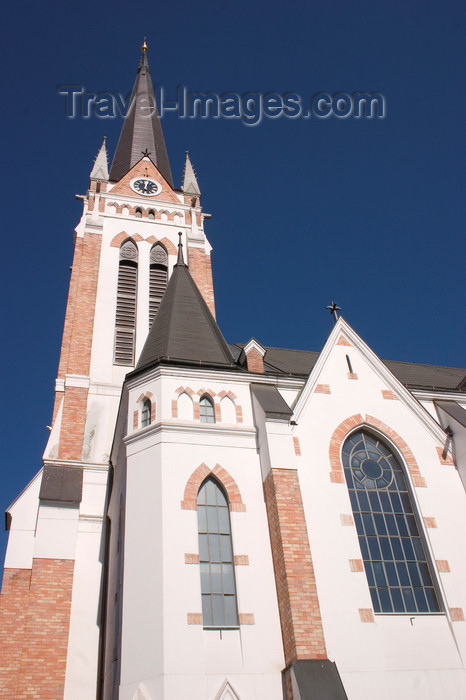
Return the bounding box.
[141,37,148,53]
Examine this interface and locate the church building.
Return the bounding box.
[1,42,466,700]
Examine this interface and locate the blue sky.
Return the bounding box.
[1,0,465,574]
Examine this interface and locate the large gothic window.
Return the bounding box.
[114,239,138,365]
[149,243,168,328]
[197,478,238,627]
[342,430,440,614]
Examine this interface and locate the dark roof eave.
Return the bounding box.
[127,356,243,380]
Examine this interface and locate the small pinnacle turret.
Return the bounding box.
[90,137,109,181]
[182,151,201,196]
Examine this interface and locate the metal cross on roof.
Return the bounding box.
[326,301,341,323]
[141,148,151,157]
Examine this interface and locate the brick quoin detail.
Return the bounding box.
[436,560,450,572]
[315,383,331,394]
[58,386,89,460]
[0,559,74,699]
[181,463,246,511]
[424,516,437,528]
[347,372,358,380]
[239,613,255,625]
[349,559,364,572]
[264,468,327,665]
[340,514,355,526]
[187,247,216,318]
[246,348,265,374]
[359,608,375,623]
[0,568,32,698]
[57,237,83,380]
[328,414,427,487]
[450,608,465,622]
[234,555,249,565]
[293,437,301,456]
[184,553,200,564]
[187,613,203,625]
[66,233,102,376]
[436,446,455,465]
[133,410,139,430]
[382,389,398,400]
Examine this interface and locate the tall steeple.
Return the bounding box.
[109,40,173,186]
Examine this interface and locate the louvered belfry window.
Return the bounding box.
[114,240,138,365]
[149,243,168,328]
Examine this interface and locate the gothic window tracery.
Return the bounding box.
[342,430,440,614]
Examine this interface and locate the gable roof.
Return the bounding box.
[230,344,466,392]
[133,261,236,374]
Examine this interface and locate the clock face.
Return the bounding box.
[131,178,161,196]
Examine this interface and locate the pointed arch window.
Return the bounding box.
[197,478,238,627]
[342,430,440,614]
[114,239,138,365]
[199,395,215,424]
[149,243,168,327]
[141,398,151,428]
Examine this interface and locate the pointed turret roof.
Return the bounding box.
[90,137,109,180]
[109,41,173,186]
[182,151,201,195]
[134,247,235,373]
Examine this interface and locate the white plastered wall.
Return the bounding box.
[291,332,466,700]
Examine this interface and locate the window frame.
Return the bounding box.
[199,395,216,424]
[141,397,151,428]
[197,477,239,629]
[342,428,443,616]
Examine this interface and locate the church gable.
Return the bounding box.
[108,156,181,204]
[293,318,447,449]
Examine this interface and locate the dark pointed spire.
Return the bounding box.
[109,40,173,186]
[134,264,235,372]
[176,232,185,266]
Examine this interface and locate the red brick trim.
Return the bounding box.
[239,613,255,625]
[359,608,375,623]
[293,437,301,456]
[436,560,450,572]
[436,446,455,465]
[181,463,245,511]
[424,516,437,528]
[133,410,138,430]
[264,468,327,664]
[58,386,88,460]
[0,560,74,698]
[329,413,426,487]
[234,555,249,565]
[187,613,203,625]
[349,559,364,572]
[110,231,131,248]
[245,348,265,374]
[347,372,358,380]
[187,247,216,317]
[340,514,355,526]
[184,553,200,564]
[382,389,398,400]
[315,383,331,394]
[450,608,465,622]
[336,335,351,346]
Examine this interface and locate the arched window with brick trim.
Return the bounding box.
[199,395,215,424]
[141,398,151,428]
[149,243,168,328]
[342,430,440,614]
[114,239,138,365]
[197,477,238,627]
